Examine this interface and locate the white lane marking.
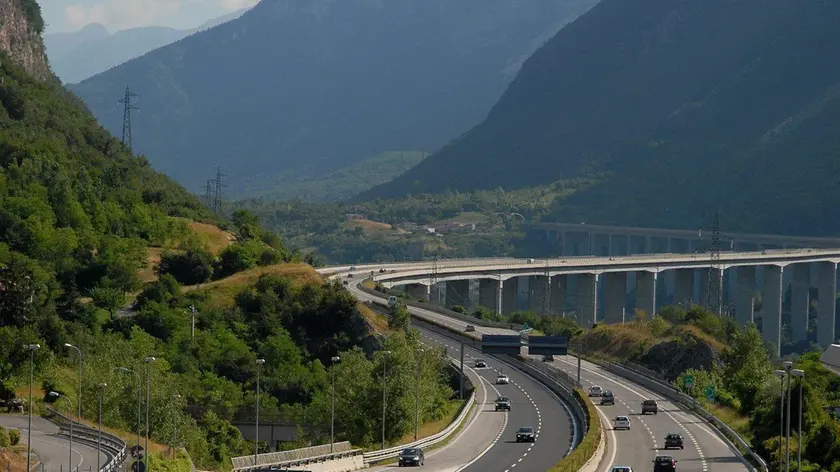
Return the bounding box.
[592,403,617,472]
[31,435,87,470]
[452,375,509,472]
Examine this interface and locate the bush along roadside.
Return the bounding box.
[549,388,602,472]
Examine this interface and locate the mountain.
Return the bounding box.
[361,0,840,236]
[44,9,250,84]
[69,0,599,197]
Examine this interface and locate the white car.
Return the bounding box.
[610,467,633,472]
[613,415,631,430]
[588,385,603,397]
[496,374,510,385]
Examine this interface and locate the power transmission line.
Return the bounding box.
[542,264,551,315]
[213,168,227,215]
[118,86,138,151]
[704,210,723,315]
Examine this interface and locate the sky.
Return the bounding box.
[42,0,260,34]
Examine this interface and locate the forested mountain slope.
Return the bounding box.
[362,0,840,235]
[70,0,598,196]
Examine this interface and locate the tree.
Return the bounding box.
[721,324,771,412]
[157,249,214,285]
[231,210,261,241]
[90,282,125,317]
[388,303,411,332]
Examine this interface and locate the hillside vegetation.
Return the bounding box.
[0,4,456,469]
[362,0,840,236]
[70,0,597,196]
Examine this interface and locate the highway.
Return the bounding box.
[0,414,108,472]
[348,280,575,472]
[341,273,750,472]
[368,351,507,472]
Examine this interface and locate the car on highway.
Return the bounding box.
[349,266,356,271]
[600,390,615,405]
[653,455,677,471]
[515,426,536,442]
[664,433,684,450]
[398,447,425,467]
[474,359,487,368]
[496,373,510,384]
[465,324,476,332]
[588,385,603,397]
[613,415,631,430]
[495,396,511,411]
[641,399,658,415]
[346,273,354,278]
[542,354,554,362]
[609,467,633,472]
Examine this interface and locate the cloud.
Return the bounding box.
[63,0,183,31]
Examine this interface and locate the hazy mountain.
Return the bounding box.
[44,9,249,83]
[69,0,599,196]
[360,0,840,235]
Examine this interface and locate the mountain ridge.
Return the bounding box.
[69,0,598,196]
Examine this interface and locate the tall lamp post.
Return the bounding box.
[330,356,340,453]
[25,343,40,472]
[414,349,424,441]
[254,358,265,466]
[64,343,83,422]
[791,369,805,472]
[783,360,793,472]
[117,367,142,450]
[144,357,156,472]
[49,392,74,472]
[188,305,197,338]
[381,350,392,450]
[96,383,107,472]
[773,369,786,468]
[171,394,181,459]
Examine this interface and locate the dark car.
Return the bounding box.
[515,426,536,442]
[398,448,424,467]
[495,396,511,411]
[474,359,487,368]
[600,390,615,405]
[664,433,684,450]
[465,325,476,332]
[653,455,677,471]
[642,399,658,415]
[542,354,554,362]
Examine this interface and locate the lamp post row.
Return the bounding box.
[775,362,806,472]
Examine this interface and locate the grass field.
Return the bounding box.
[175,218,236,255]
[357,303,393,335]
[433,212,488,226]
[0,449,29,472]
[343,218,402,234]
[183,263,323,309]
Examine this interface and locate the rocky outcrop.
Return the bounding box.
[0,0,50,80]
[638,334,718,382]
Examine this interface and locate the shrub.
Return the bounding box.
[157,249,214,285]
[9,428,20,446]
[0,425,10,448]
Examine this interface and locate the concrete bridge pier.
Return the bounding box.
[406,283,430,302]
[636,271,657,318]
[478,279,502,314]
[674,269,695,307]
[818,262,837,346]
[735,266,756,326]
[592,234,610,256]
[552,276,568,314]
[502,277,518,315]
[790,264,811,343]
[699,268,723,313]
[762,266,784,358]
[529,275,550,314]
[577,273,598,327]
[629,235,649,255]
[610,235,629,256]
[446,280,470,310]
[669,238,690,253]
[603,272,626,324]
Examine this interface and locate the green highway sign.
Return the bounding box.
[705,385,716,402]
[684,375,694,389]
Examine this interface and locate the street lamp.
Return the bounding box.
[96,383,107,472]
[171,394,181,459]
[791,369,805,472]
[144,357,156,472]
[25,343,40,472]
[49,392,74,472]
[414,349,424,441]
[330,356,340,453]
[381,350,392,450]
[188,305,197,338]
[64,343,83,422]
[773,369,786,468]
[254,358,265,466]
[118,367,142,449]
[783,360,793,472]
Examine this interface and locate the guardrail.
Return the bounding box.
[598,362,768,472]
[230,359,475,471]
[45,408,127,472]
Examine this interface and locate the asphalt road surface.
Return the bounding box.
[0,414,108,472]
